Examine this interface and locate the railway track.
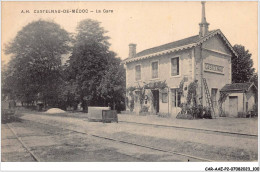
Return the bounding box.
[6,123,41,162]
[17,119,213,162]
[119,120,258,139]
[5,122,145,162]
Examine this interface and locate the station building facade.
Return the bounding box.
[122,2,257,117]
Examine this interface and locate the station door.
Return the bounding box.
[229,96,238,117]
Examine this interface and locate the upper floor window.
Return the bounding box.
[171,57,179,76]
[151,61,159,79]
[135,65,141,81]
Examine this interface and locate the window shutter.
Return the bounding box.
[177,58,179,75]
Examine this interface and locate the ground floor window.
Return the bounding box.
[171,89,181,107]
[162,93,168,103]
[211,88,218,107]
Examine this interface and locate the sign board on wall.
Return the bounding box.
[204,63,224,75]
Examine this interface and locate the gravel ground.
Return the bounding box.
[2,119,202,162]
[2,121,142,162]
[14,112,258,161]
[107,132,257,161]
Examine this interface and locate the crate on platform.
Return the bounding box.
[102,110,118,123]
[88,106,110,122]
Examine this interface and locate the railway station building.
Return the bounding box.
[122,2,257,117]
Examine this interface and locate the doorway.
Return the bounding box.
[152,90,159,113]
[229,96,238,117]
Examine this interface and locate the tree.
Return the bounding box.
[3,20,71,107]
[232,45,255,83]
[57,65,80,110]
[1,60,12,100]
[250,73,258,87]
[67,19,125,111]
[98,54,126,110]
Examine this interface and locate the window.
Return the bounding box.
[211,88,218,107]
[151,61,159,79]
[171,57,179,76]
[171,89,181,107]
[171,90,176,107]
[162,93,168,103]
[135,65,141,81]
[177,92,181,107]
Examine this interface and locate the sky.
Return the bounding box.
[1,1,258,70]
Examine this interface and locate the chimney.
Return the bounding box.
[199,1,209,37]
[128,43,136,58]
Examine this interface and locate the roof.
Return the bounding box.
[122,29,237,64]
[220,82,257,92]
[135,33,202,58]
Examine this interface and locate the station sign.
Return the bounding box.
[204,63,224,74]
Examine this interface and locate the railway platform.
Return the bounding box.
[118,113,258,136]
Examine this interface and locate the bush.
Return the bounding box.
[203,107,212,119]
[140,106,149,113]
[191,105,203,118]
[180,103,192,115]
[176,112,193,119]
[177,103,212,119]
[158,113,171,118]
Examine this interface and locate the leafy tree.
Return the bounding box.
[250,72,258,87]
[232,45,255,83]
[1,60,12,100]
[58,65,80,110]
[67,19,125,111]
[98,55,126,110]
[3,20,71,107]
